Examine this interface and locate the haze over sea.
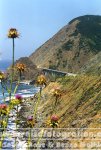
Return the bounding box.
[0,60,12,71]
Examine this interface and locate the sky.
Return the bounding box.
[0,0,101,60]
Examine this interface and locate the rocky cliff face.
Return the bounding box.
[15,57,39,80]
[30,15,101,73]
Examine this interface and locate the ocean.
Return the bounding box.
[0,83,40,103]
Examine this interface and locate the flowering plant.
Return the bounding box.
[53,88,61,99]
[46,115,59,128]
[27,116,35,128]
[0,104,9,115]
[36,74,46,86]
[0,72,5,80]
[8,28,19,38]
[16,63,26,72]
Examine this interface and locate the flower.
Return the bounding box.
[51,115,59,122]
[8,28,19,38]
[0,104,8,115]
[16,63,26,72]
[50,115,59,128]
[46,115,59,128]
[0,71,5,80]
[0,104,7,109]
[27,116,33,121]
[53,88,61,99]
[15,94,22,100]
[27,116,35,128]
[37,74,46,86]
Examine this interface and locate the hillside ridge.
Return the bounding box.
[29,15,101,73]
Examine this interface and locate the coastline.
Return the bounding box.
[0,81,40,103]
[0,83,42,149]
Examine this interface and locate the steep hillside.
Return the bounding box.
[39,75,101,128]
[80,52,101,76]
[19,74,101,149]
[30,15,101,73]
[34,75,101,149]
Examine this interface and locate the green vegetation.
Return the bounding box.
[49,64,57,69]
[70,15,101,52]
[61,40,73,51]
[62,60,67,68]
[56,49,62,59]
[79,36,101,52]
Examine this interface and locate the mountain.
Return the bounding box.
[30,15,101,73]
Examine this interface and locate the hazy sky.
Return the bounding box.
[0,0,101,60]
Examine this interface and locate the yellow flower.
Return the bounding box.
[37,74,46,86]
[0,71,5,80]
[16,63,26,72]
[53,88,61,99]
[8,28,19,38]
[10,99,21,106]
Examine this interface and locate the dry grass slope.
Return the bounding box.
[39,75,101,128]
